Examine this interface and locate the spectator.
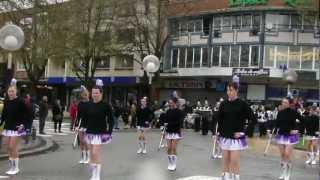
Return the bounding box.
[69,98,78,131]
[38,96,49,135]
[52,99,63,133]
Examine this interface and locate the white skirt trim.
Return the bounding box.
[165,132,183,140]
[85,133,112,145]
[218,136,248,151]
[2,129,26,137]
[275,134,299,145]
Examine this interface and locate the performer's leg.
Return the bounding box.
[230,150,241,179]
[90,145,102,180]
[171,140,178,170]
[222,150,231,179]
[284,145,294,180]
[8,137,20,175]
[137,130,143,154]
[278,145,286,179]
[311,140,317,165]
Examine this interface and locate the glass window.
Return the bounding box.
[202,47,209,67]
[186,48,193,68]
[240,45,250,67]
[180,21,188,34]
[115,55,134,70]
[212,46,220,66]
[222,16,231,30]
[264,45,275,67]
[232,16,241,29]
[289,46,301,69]
[315,48,320,70]
[172,49,178,68]
[188,21,194,32]
[251,46,259,67]
[179,48,186,68]
[278,14,290,30]
[231,45,240,67]
[95,56,110,69]
[301,46,313,69]
[221,45,230,67]
[291,15,302,29]
[303,15,315,30]
[171,21,179,36]
[17,61,26,71]
[193,47,201,68]
[266,14,277,31]
[117,29,135,43]
[252,15,261,29]
[213,16,221,30]
[276,46,288,68]
[242,14,251,29]
[194,20,202,32]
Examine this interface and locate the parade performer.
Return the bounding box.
[136,97,153,154]
[164,97,183,171]
[85,80,114,180]
[0,79,28,175]
[76,85,90,164]
[217,81,255,180]
[275,97,301,180]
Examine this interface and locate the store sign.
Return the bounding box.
[164,80,205,89]
[229,0,268,7]
[233,68,270,77]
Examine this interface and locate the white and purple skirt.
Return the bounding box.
[2,129,26,137]
[165,132,183,140]
[218,136,248,151]
[275,134,299,145]
[85,133,112,145]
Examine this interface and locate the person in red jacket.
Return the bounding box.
[69,98,78,131]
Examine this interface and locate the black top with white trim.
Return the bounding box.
[0,98,27,131]
[86,101,114,134]
[217,98,255,139]
[164,108,183,133]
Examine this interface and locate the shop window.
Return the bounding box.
[202,47,209,67]
[115,55,134,70]
[186,48,193,68]
[193,47,201,68]
[240,45,249,67]
[289,46,301,69]
[301,46,313,70]
[171,49,178,68]
[264,45,275,67]
[250,46,259,67]
[95,56,110,69]
[276,46,288,68]
[179,48,186,68]
[221,45,230,67]
[212,46,220,66]
[231,45,240,67]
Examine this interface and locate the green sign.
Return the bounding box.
[229,0,268,7]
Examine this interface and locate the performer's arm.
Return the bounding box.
[0,102,7,126]
[107,105,114,134]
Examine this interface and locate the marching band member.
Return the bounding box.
[0,79,28,175]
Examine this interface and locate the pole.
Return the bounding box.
[287,83,290,96]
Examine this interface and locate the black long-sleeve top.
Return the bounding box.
[164,108,183,133]
[303,114,319,136]
[136,107,153,127]
[86,101,114,134]
[0,98,27,131]
[275,107,300,135]
[76,101,89,128]
[217,98,255,139]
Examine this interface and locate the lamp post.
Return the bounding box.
[282,69,298,97]
[0,24,25,88]
[142,55,160,101]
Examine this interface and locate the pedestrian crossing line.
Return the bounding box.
[0,175,9,179]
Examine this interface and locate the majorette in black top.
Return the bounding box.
[76,101,90,128]
[164,108,183,133]
[136,107,153,128]
[275,107,300,135]
[1,98,27,131]
[303,113,319,136]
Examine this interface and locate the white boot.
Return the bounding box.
[305,152,312,164]
[142,141,147,154]
[84,151,90,164]
[79,151,85,164]
[171,155,177,170]
[167,155,173,170]
[5,159,13,175]
[233,174,240,180]
[90,164,97,180]
[95,164,101,180]
[221,172,231,180]
[7,158,20,175]
[284,163,292,180]
[311,152,317,165]
[137,141,142,154]
[279,162,286,180]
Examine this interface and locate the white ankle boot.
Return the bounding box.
[279,162,286,180]
[5,159,13,175]
[7,158,19,175]
[171,155,177,170]
[142,142,147,154]
[84,151,90,164]
[167,155,173,170]
[221,172,231,180]
[137,141,143,154]
[79,151,85,164]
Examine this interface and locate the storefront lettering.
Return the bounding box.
[233,68,270,76]
[164,81,205,88]
[229,0,268,7]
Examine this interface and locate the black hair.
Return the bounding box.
[92,86,103,93]
[170,97,178,104]
[227,82,239,91]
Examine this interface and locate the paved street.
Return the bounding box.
[0,130,318,180]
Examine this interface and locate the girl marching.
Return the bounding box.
[0,79,28,175]
[76,85,90,164]
[217,81,255,180]
[275,97,301,180]
[85,80,114,180]
[164,97,183,171]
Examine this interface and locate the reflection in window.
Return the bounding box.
[222,16,231,30]
[179,48,186,68]
[276,46,288,68]
[301,46,313,69]
[264,45,275,67]
[240,45,249,67]
[172,49,178,68]
[212,46,220,66]
[251,46,259,67]
[95,56,110,69]
[194,48,201,68]
[186,48,193,68]
[213,16,221,30]
[231,45,240,67]
[289,46,300,69]
[221,46,230,67]
[242,14,251,29]
[202,48,209,67]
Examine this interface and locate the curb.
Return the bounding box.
[0,137,58,160]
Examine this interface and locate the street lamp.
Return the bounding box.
[0,24,25,87]
[143,55,160,85]
[283,69,298,97]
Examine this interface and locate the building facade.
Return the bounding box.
[159,0,320,104]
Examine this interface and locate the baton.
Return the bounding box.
[72,119,82,149]
[264,128,275,156]
[158,126,166,151]
[211,123,219,159]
